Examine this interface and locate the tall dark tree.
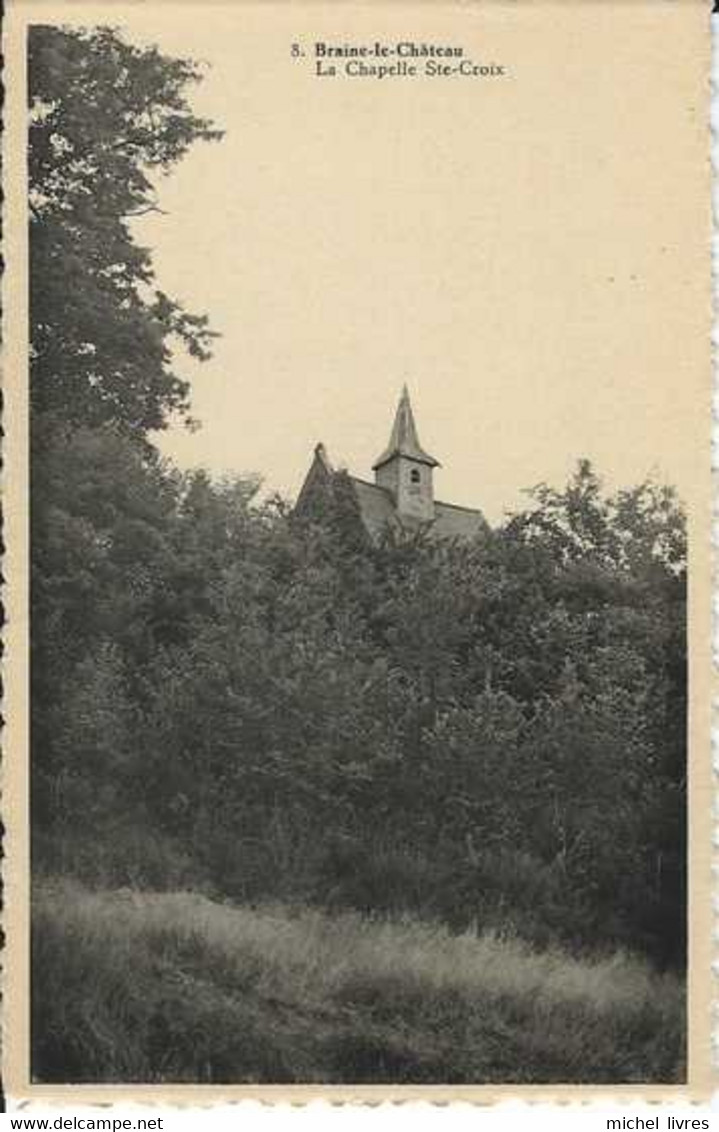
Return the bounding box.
[29,25,222,436]
[29,25,223,872]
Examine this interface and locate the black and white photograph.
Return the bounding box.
[3,0,711,1100]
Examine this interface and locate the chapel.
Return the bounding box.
[295,386,487,540]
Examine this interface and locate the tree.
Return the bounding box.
[29,25,222,436]
[507,459,686,577]
[29,26,224,875]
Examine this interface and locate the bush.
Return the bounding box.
[32,825,204,892]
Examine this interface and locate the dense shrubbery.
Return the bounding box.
[32,415,687,966]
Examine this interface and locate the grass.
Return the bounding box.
[32,878,685,1084]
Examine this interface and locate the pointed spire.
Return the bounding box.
[314,442,332,471]
[372,385,440,470]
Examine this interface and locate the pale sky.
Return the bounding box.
[31,1,707,524]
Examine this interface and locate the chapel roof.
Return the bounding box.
[296,386,486,541]
[348,476,487,542]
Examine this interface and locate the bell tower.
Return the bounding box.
[372,386,440,525]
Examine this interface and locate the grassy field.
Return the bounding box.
[32,879,685,1084]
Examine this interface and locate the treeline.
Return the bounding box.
[29,25,687,969]
[32,417,688,965]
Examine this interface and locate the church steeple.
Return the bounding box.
[373,386,439,525]
[372,384,439,472]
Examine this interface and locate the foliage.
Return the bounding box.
[29,25,222,435]
[33,425,688,965]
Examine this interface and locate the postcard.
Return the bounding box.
[2,0,713,1105]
